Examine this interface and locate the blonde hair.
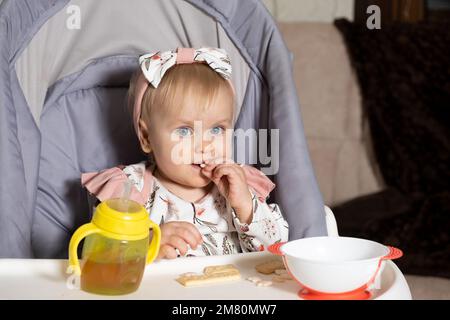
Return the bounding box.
[128,63,234,124]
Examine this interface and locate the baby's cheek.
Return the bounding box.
[163,139,193,165]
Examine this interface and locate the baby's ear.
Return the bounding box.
[138,119,152,154]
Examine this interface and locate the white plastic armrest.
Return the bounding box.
[324,206,339,237]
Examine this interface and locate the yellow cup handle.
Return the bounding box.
[146,221,161,265]
[67,223,101,276]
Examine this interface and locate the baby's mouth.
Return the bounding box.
[191,162,206,169]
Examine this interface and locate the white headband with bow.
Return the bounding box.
[138,47,232,88]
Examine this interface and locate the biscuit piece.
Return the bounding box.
[179,272,200,277]
[177,264,241,287]
[256,280,273,287]
[272,275,286,283]
[203,264,238,275]
[279,273,292,280]
[274,269,288,275]
[255,260,285,275]
[246,276,262,283]
[177,269,241,287]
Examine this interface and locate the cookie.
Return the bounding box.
[203,264,238,275]
[271,275,286,283]
[246,276,262,283]
[278,273,292,280]
[176,269,241,287]
[274,269,288,275]
[256,280,273,287]
[255,259,285,275]
[177,264,241,287]
[179,272,201,277]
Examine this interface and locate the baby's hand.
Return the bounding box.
[201,158,253,224]
[157,221,203,260]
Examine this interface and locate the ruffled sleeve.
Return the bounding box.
[81,164,153,206]
[241,165,276,202]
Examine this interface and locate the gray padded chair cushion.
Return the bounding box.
[33,56,144,258]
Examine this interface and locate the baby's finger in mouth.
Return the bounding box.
[207,157,234,165]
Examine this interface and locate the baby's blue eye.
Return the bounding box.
[175,127,193,137]
[210,126,224,135]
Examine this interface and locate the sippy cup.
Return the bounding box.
[67,192,161,295]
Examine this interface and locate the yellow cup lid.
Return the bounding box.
[92,198,151,240]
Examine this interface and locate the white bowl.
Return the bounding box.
[269,237,402,294]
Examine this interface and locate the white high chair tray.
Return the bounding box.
[0,251,411,300]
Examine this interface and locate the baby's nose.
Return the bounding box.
[194,136,213,153]
[192,144,206,163]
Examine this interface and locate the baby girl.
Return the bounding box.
[81,47,288,259]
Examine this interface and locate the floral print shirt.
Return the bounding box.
[123,161,289,257]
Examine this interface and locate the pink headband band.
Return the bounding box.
[132,72,151,141]
[132,47,234,141]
